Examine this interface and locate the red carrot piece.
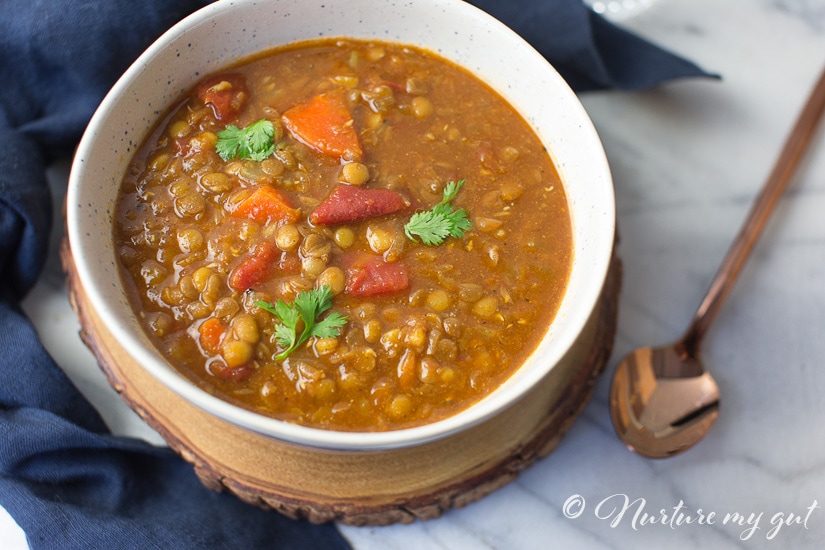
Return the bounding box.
[309,184,407,226]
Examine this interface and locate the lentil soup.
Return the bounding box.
[114,38,573,431]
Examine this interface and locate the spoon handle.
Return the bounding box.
[681,66,825,356]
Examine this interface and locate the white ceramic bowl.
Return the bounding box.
[67,0,614,451]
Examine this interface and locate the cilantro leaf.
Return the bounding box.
[404,208,452,245]
[404,179,472,245]
[442,180,463,202]
[309,311,348,339]
[293,288,325,331]
[253,300,278,316]
[254,286,347,361]
[215,119,276,162]
[214,125,243,160]
[274,322,297,352]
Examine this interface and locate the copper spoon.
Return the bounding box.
[610,66,825,459]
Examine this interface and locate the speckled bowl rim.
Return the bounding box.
[67,0,614,451]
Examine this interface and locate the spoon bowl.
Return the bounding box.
[610,343,720,458]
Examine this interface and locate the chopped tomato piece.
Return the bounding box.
[196,73,248,121]
[344,253,409,296]
[232,185,301,226]
[281,92,362,161]
[229,242,280,291]
[309,184,407,226]
[210,361,254,382]
[278,253,301,274]
[174,137,191,156]
[198,317,226,355]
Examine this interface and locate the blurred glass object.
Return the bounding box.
[583,0,659,21]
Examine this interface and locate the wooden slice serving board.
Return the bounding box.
[61,240,621,526]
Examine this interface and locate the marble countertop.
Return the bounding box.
[5,0,825,548]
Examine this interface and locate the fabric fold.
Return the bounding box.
[468,0,716,91]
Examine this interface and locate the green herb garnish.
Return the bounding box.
[255,286,347,361]
[215,119,275,162]
[404,179,472,245]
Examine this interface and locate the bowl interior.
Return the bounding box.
[67,0,614,450]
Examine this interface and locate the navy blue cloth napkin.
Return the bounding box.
[0,0,714,548]
[469,0,715,91]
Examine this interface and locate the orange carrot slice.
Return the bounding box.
[232,185,300,226]
[198,317,226,355]
[281,92,362,161]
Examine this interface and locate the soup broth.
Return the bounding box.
[114,38,573,431]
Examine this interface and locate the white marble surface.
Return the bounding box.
[5,0,825,547]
